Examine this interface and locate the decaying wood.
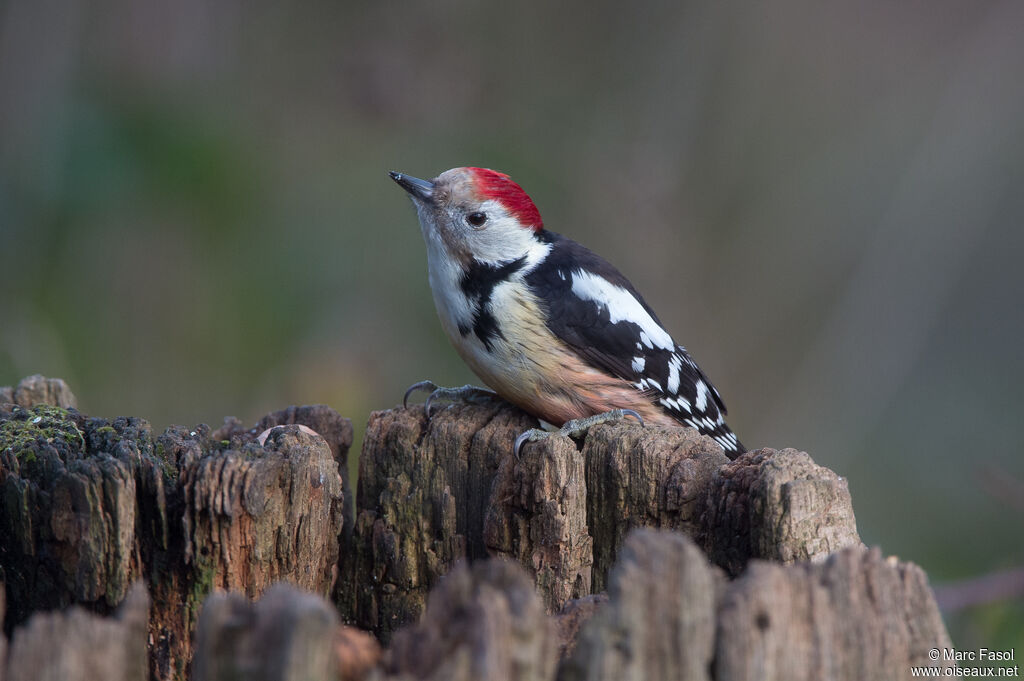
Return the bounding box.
[714,545,954,680]
[334,625,384,681]
[192,583,340,681]
[358,405,862,618]
[561,530,953,681]
[701,448,863,576]
[179,425,344,597]
[4,581,148,681]
[559,529,721,681]
[551,594,607,660]
[339,402,536,639]
[166,530,952,681]
[0,382,348,681]
[484,432,592,612]
[1,378,953,680]
[0,374,77,410]
[0,408,159,629]
[216,403,355,546]
[385,559,559,681]
[159,423,345,679]
[577,422,728,592]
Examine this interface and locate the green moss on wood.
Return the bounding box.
[152,441,178,482]
[187,562,218,629]
[0,404,84,461]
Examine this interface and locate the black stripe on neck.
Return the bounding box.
[459,255,528,350]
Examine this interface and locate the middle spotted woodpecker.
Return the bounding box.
[390,166,744,458]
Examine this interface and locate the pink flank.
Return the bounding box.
[468,167,544,231]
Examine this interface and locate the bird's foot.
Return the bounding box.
[513,409,644,458]
[402,380,501,418]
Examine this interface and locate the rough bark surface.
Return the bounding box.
[0,405,161,629]
[701,448,863,576]
[1,380,954,681]
[0,378,348,681]
[385,559,559,681]
[350,405,868,628]
[154,424,345,679]
[714,546,955,681]
[578,422,728,592]
[216,404,355,545]
[484,433,592,612]
[559,529,721,681]
[4,581,148,681]
[561,531,953,681]
[179,425,344,598]
[552,594,607,660]
[334,626,384,681]
[340,402,536,640]
[192,583,340,681]
[0,374,78,410]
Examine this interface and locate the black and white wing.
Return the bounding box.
[525,233,744,456]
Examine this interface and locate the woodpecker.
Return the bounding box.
[390,167,744,458]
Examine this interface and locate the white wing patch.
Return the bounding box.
[694,380,709,412]
[659,395,691,412]
[632,356,646,372]
[667,355,682,394]
[634,378,663,392]
[570,270,674,350]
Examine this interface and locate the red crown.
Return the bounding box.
[468,168,543,231]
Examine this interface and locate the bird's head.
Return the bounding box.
[390,167,546,266]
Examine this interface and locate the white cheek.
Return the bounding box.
[471,229,551,275]
[465,204,535,263]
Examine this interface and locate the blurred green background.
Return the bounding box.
[1,0,1021,652]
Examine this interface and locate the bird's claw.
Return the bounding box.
[402,380,500,418]
[513,428,549,459]
[403,380,440,408]
[560,409,644,438]
[513,409,645,458]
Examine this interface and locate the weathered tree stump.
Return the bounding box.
[560,529,953,681]
[0,378,349,681]
[0,405,161,628]
[216,404,355,547]
[179,425,344,597]
[0,374,78,411]
[357,404,863,619]
[192,583,341,681]
[0,584,5,681]
[1,378,954,680]
[169,529,952,681]
[700,448,863,576]
[484,432,592,612]
[334,625,384,681]
[339,402,536,639]
[385,558,559,681]
[577,422,727,592]
[551,594,608,660]
[559,529,721,681]
[3,581,149,681]
[714,545,954,680]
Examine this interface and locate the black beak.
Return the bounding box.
[389,171,434,202]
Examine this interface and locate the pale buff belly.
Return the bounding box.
[445,284,676,427]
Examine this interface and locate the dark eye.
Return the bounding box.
[467,212,488,227]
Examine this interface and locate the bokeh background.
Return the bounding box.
[2,0,1022,652]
